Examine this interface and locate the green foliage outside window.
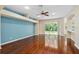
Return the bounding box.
[45,23,58,32]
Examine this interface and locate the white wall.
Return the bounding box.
[75,16,79,48]
[37,18,65,36]
[66,6,79,49]
[71,6,79,49]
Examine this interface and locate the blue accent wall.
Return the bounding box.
[1,16,35,44]
[0,16,1,44]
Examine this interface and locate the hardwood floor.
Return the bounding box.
[0,34,79,54]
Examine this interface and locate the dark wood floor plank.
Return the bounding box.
[0,34,78,54]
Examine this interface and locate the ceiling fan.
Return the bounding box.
[37,5,49,16]
[41,11,49,16]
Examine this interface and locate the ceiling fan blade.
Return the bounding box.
[41,12,45,14]
[45,12,48,13]
[45,14,49,16]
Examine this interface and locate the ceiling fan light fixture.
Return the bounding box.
[25,6,30,10]
[52,12,56,15]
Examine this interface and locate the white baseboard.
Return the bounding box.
[75,44,79,49]
[1,34,37,46]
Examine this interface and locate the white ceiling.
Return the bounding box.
[5,5,74,20]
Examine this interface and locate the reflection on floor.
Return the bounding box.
[45,34,58,48]
[0,34,77,54]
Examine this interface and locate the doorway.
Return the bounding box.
[44,22,59,48]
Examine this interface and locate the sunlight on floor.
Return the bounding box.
[45,34,58,48]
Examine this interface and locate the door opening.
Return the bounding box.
[44,22,59,48]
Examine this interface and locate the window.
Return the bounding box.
[45,22,58,35]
